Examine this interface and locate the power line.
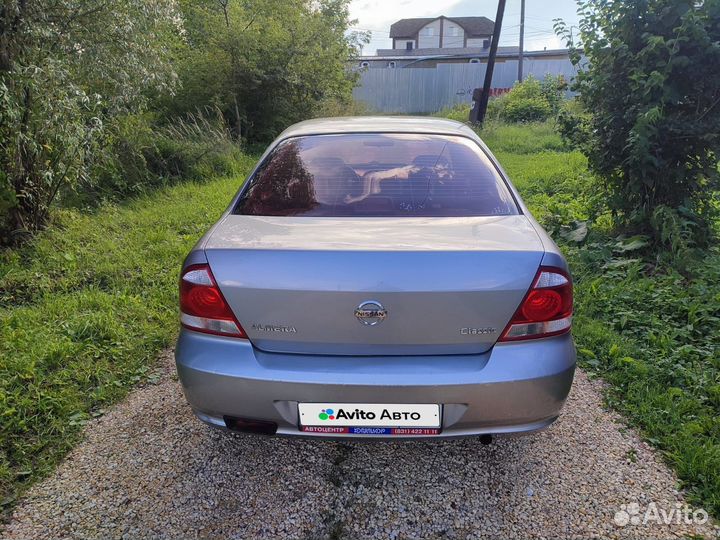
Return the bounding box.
[349,27,391,34]
[502,29,557,37]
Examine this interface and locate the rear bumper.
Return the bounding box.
[175,329,576,439]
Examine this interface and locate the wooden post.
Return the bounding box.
[469,0,507,125]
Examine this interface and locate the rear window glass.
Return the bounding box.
[233,133,518,217]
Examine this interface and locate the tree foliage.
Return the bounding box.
[168,0,366,142]
[0,0,362,244]
[494,75,566,123]
[0,0,180,242]
[555,0,720,248]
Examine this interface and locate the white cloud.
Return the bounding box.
[350,0,459,30]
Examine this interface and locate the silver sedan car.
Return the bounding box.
[175,117,576,440]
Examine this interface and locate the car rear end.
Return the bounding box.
[175,119,576,439]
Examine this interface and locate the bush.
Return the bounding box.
[73,110,244,206]
[434,75,567,125]
[502,97,552,123]
[83,114,157,202]
[149,110,245,182]
[540,74,568,114]
[313,98,374,118]
[433,103,471,122]
[0,1,362,245]
[485,94,508,121]
[555,0,720,247]
[167,1,365,143]
[0,1,180,245]
[557,99,592,150]
[497,75,566,123]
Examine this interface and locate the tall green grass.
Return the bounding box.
[0,155,256,513]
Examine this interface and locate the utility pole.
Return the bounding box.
[518,0,525,81]
[469,0,507,125]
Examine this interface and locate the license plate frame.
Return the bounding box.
[298,403,441,432]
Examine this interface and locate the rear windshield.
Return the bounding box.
[233,133,518,217]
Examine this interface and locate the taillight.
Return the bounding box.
[499,266,573,342]
[180,264,247,338]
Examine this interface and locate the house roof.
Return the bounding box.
[389,16,494,38]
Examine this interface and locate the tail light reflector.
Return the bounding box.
[180,264,247,338]
[499,267,573,342]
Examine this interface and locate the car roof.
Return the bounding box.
[277,116,477,139]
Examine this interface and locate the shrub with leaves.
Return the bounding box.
[502,96,551,123]
[498,75,566,123]
[555,0,720,248]
[77,109,245,205]
[167,0,367,143]
[540,74,568,114]
[0,0,181,244]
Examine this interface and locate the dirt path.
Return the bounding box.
[3,351,717,539]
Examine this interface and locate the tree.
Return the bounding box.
[0,0,366,244]
[555,0,720,248]
[169,0,366,142]
[0,0,180,242]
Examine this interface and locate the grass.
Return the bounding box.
[475,120,720,518]
[569,248,720,515]
[0,154,257,513]
[1,117,718,522]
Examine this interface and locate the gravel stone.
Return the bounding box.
[2,350,718,539]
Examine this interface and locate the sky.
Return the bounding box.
[349,0,581,55]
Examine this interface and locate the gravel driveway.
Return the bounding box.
[3,351,717,540]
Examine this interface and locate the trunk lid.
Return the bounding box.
[204,215,544,355]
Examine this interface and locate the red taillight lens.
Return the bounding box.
[180,264,247,338]
[499,266,573,342]
[522,289,562,320]
[184,286,226,319]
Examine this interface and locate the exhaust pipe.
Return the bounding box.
[479,434,493,445]
[223,416,278,435]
